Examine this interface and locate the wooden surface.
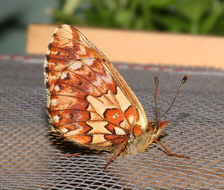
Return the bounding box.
[27,24,224,70]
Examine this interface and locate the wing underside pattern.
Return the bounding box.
[44,25,147,149]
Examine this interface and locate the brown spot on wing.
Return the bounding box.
[58,70,102,97]
[68,61,109,94]
[83,58,117,94]
[52,82,88,99]
[48,70,62,92]
[51,110,90,126]
[50,95,88,111]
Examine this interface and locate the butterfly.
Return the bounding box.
[44,25,189,170]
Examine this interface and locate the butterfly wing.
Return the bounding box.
[44,25,148,151]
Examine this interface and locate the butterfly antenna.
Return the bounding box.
[154,76,159,122]
[159,75,189,119]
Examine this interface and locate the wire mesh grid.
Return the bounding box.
[0,59,223,189]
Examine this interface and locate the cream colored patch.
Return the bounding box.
[128,115,135,125]
[52,99,58,106]
[60,127,69,133]
[56,25,73,47]
[70,61,82,70]
[77,45,86,55]
[55,85,61,92]
[86,104,95,112]
[92,75,102,86]
[61,72,68,79]
[102,69,113,84]
[91,134,107,144]
[48,72,59,92]
[112,113,118,119]
[46,48,50,55]
[64,127,83,137]
[59,25,73,38]
[136,115,147,130]
[105,89,119,108]
[133,107,148,130]
[87,121,112,134]
[97,95,113,107]
[53,115,60,123]
[87,95,115,118]
[90,112,103,120]
[114,127,126,135]
[51,96,79,110]
[82,58,95,66]
[115,87,132,112]
[120,120,130,130]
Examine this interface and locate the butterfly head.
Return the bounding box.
[142,120,167,147]
[149,120,168,139]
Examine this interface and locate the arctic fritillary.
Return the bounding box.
[44,25,188,170]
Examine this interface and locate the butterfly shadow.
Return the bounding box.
[175,112,191,121]
[48,130,107,157]
[151,111,190,156]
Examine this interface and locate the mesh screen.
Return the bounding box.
[0,58,223,189]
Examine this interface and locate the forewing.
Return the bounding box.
[44,25,148,150]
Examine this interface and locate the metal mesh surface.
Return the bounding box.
[0,57,223,189]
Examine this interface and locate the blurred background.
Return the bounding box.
[1,0,224,54]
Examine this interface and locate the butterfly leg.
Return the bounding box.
[104,138,129,170]
[154,139,189,159]
[64,153,82,157]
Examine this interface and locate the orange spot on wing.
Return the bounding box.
[124,106,137,124]
[104,108,124,126]
[105,124,116,134]
[132,124,142,137]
